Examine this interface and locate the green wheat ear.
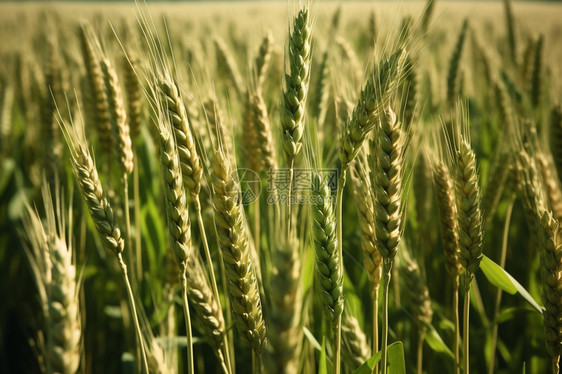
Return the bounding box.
[281,7,312,166]
[453,138,483,274]
[311,172,343,322]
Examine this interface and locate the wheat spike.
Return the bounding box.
[250,88,277,172]
[122,51,143,141]
[537,211,562,373]
[22,184,81,374]
[446,20,469,105]
[78,25,112,154]
[311,172,344,322]
[211,149,266,353]
[371,106,406,261]
[340,49,405,171]
[453,138,483,274]
[341,313,370,371]
[101,57,133,177]
[432,161,462,278]
[350,157,382,292]
[159,73,203,199]
[281,7,312,166]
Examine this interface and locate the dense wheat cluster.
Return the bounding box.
[2,1,562,373]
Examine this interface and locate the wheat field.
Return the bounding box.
[1,1,562,373]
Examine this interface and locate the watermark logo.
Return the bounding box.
[231,168,261,205]
[230,168,339,205]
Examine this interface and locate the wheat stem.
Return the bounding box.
[133,156,142,283]
[488,194,515,374]
[417,331,425,374]
[181,271,194,374]
[372,286,379,374]
[381,258,393,374]
[334,173,346,374]
[193,195,232,374]
[453,276,460,374]
[463,274,472,374]
[118,254,149,374]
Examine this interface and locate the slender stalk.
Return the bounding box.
[252,350,257,374]
[117,254,149,374]
[381,258,393,374]
[181,271,194,374]
[453,276,460,374]
[334,173,347,374]
[254,185,261,256]
[463,274,472,374]
[417,331,425,374]
[194,195,232,374]
[123,176,136,281]
[287,164,294,234]
[133,155,142,281]
[488,195,515,374]
[216,227,235,373]
[372,289,379,374]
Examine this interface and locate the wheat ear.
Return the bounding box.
[157,117,194,374]
[22,184,81,374]
[446,20,469,105]
[530,34,543,109]
[254,31,274,89]
[431,158,461,373]
[339,49,405,172]
[342,313,370,371]
[311,172,344,373]
[281,7,312,166]
[370,105,407,374]
[211,149,266,353]
[60,118,148,373]
[537,211,562,374]
[549,105,562,185]
[350,156,382,358]
[214,37,244,96]
[250,88,277,172]
[122,51,143,141]
[78,24,112,154]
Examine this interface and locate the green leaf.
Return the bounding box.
[303,326,322,352]
[387,341,406,374]
[424,323,454,358]
[353,341,405,374]
[480,255,516,294]
[480,255,542,313]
